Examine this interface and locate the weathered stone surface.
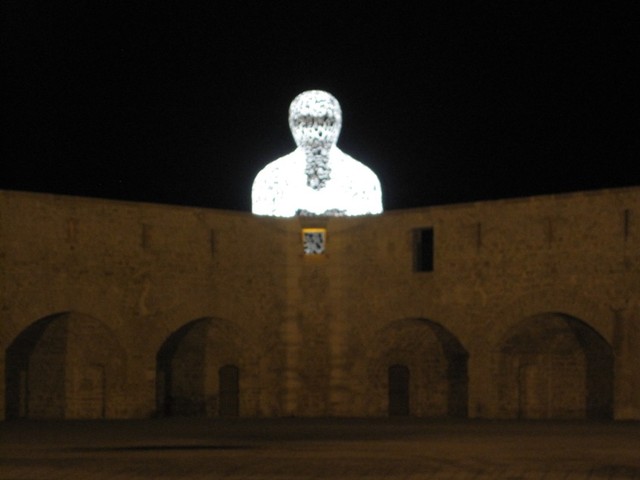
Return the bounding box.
[1,187,638,420]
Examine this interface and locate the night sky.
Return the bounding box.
[3,3,638,212]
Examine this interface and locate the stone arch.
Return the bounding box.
[487,289,614,349]
[5,312,126,419]
[156,318,245,417]
[367,318,468,417]
[496,312,613,419]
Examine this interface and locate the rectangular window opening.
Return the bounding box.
[414,227,434,272]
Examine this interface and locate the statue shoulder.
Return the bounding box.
[253,151,301,185]
[335,149,381,186]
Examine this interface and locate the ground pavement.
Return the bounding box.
[1,418,639,479]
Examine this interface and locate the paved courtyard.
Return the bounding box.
[1,418,639,479]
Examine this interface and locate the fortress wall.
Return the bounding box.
[321,187,639,418]
[1,187,639,419]
[0,190,288,419]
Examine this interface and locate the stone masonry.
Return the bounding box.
[1,187,639,420]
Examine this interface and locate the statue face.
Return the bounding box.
[288,90,342,151]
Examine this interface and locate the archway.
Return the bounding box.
[156,318,243,417]
[5,312,125,419]
[497,313,613,419]
[369,319,468,417]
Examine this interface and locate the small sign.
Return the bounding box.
[302,228,326,255]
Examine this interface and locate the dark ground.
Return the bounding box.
[1,418,639,479]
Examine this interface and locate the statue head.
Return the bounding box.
[288,90,342,151]
[251,89,383,216]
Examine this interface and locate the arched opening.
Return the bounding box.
[370,319,468,418]
[498,313,613,419]
[156,318,243,417]
[388,364,410,416]
[219,365,239,417]
[5,313,125,419]
[6,316,62,419]
[156,320,205,416]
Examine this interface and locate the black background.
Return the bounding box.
[3,2,638,212]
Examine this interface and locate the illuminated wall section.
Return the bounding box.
[252,90,383,217]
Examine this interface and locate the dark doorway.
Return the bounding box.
[219,365,239,417]
[77,364,106,419]
[388,364,410,416]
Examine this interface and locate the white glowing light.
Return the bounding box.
[252,90,383,217]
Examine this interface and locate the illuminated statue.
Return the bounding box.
[252,90,383,217]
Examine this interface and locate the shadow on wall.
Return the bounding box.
[5,312,614,420]
[369,318,469,418]
[497,312,613,420]
[156,318,243,418]
[5,312,126,419]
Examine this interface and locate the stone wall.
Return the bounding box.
[1,187,639,420]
